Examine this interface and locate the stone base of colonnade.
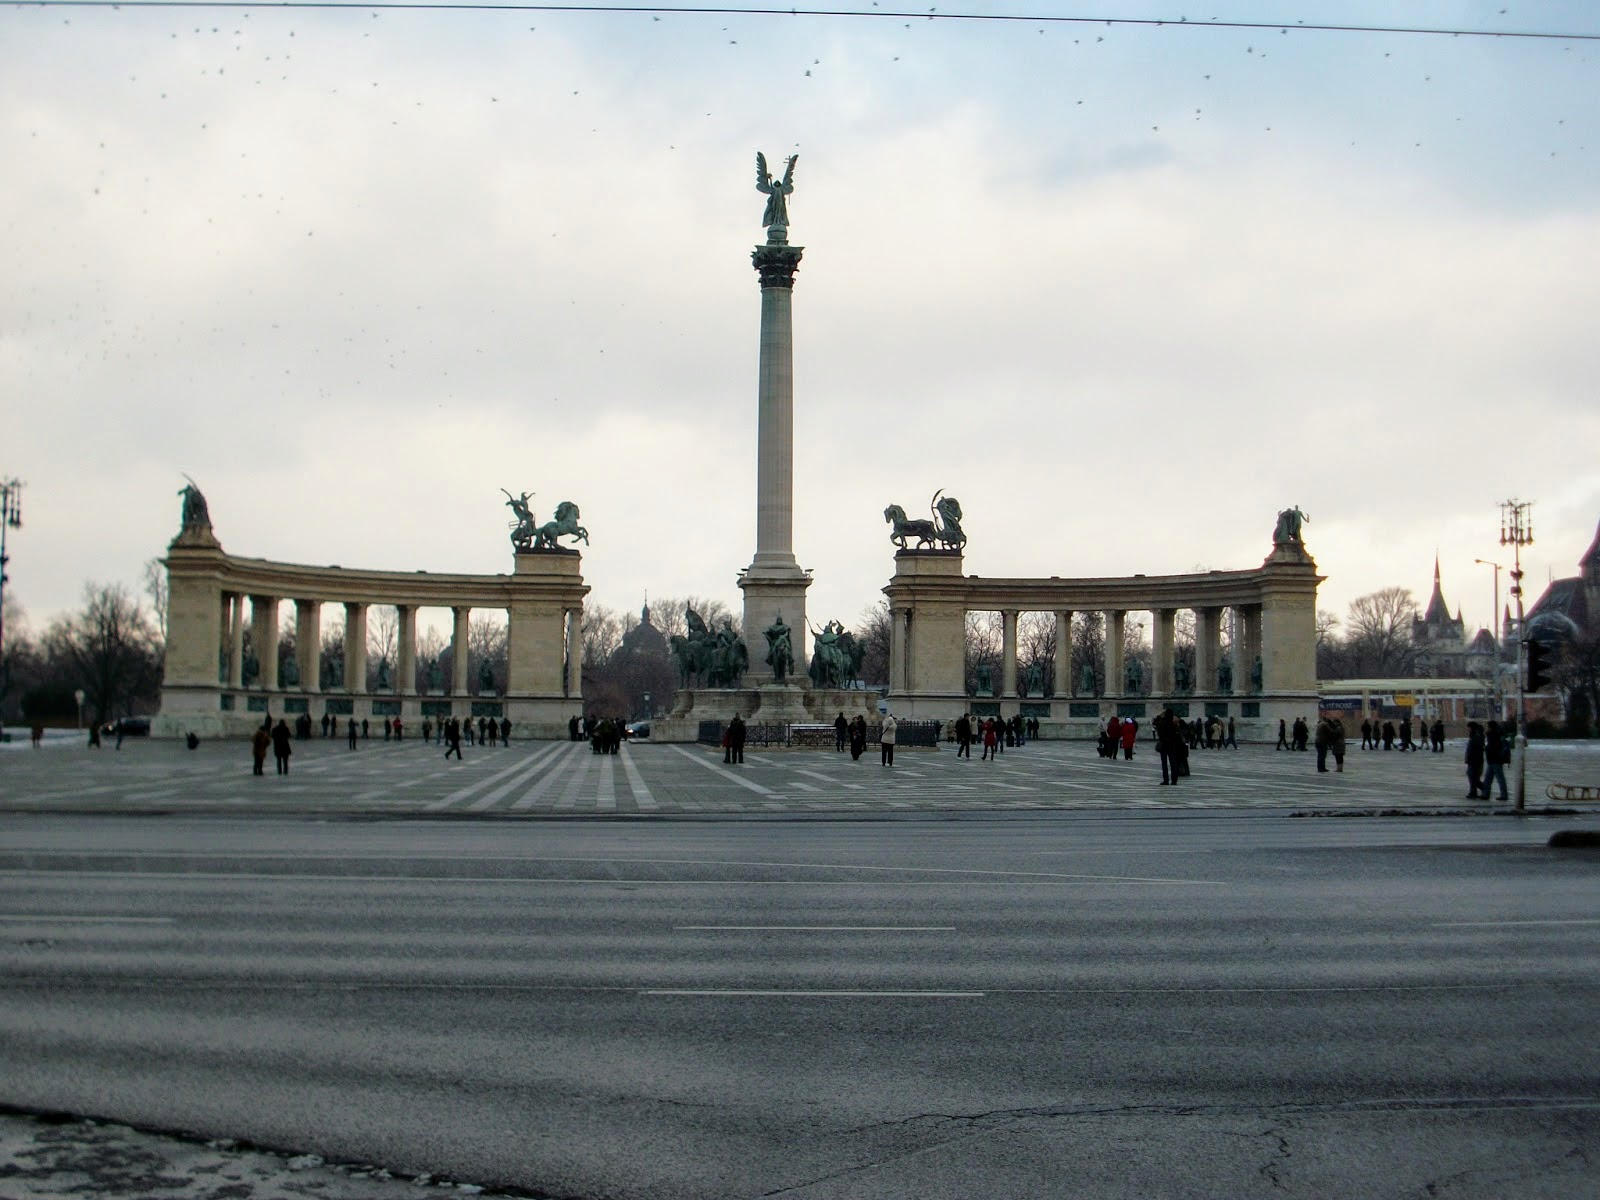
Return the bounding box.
[151,688,564,739]
[1026,692,1322,742]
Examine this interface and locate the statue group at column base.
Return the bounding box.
[651,682,877,743]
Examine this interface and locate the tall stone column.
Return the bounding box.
[1197,607,1222,694]
[1152,608,1176,695]
[1053,611,1072,697]
[1104,611,1125,698]
[397,605,417,694]
[1226,608,1241,696]
[888,605,907,695]
[739,232,811,683]
[228,593,245,689]
[344,602,368,694]
[1000,610,1019,698]
[295,599,321,693]
[451,606,471,696]
[252,596,279,691]
[565,608,583,699]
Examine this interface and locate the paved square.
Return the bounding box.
[4,735,1596,816]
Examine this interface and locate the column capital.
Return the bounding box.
[751,242,804,290]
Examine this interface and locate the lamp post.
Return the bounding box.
[74,688,85,730]
[0,478,22,740]
[1499,500,1534,810]
[643,691,651,720]
[1474,558,1504,717]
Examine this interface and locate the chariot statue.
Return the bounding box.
[885,490,967,552]
[501,489,537,552]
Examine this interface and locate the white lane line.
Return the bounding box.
[0,915,175,924]
[1433,928,1600,934]
[597,754,616,811]
[512,747,580,811]
[0,870,1214,887]
[669,745,780,797]
[556,753,594,810]
[641,989,984,998]
[674,925,956,931]
[466,743,565,812]
[425,749,551,812]
[619,746,657,811]
[790,782,820,793]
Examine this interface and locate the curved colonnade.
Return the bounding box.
[157,522,586,739]
[884,537,1322,736]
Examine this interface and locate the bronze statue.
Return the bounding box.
[1125,657,1144,694]
[479,660,495,694]
[178,476,210,530]
[885,491,967,552]
[763,613,794,684]
[376,658,391,691]
[756,151,797,233]
[975,664,993,697]
[532,501,589,551]
[709,619,749,688]
[1251,654,1264,692]
[1079,660,1095,696]
[1174,657,1192,694]
[1217,656,1233,692]
[502,489,537,552]
[1273,506,1309,545]
[808,619,855,689]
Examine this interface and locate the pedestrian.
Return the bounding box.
[981,718,998,761]
[850,715,866,761]
[113,718,125,750]
[1464,721,1485,798]
[501,717,511,744]
[384,717,392,741]
[1399,716,1415,751]
[320,713,330,738]
[1276,719,1289,750]
[728,714,746,764]
[251,723,271,775]
[1381,721,1396,750]
[1225,718,1238,749]
[1431,719,1445,752]
[464,718,474,746]
[347,719,358,750]
[955,713,972,759]
[881,712,897,766]
[393,717,403,741]
[1120,717,1136,760]
[486,719,498,747]
[1106,715,1122,759]
[834,712,848,753]
[361,718,369,740]
[1330,717,1346,772]
[422,719,433,744]
[1314,717,1331,772]
[478,717,488,745]
[30,723,43,748]
[329,715,338,740]
[1482,720,1510,802]
[444,717,463,760]
[271,718,293,775]
[1360,718,1373,750]
[1155,708,1183,786]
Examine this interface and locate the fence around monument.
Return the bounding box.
[696,720,943,749]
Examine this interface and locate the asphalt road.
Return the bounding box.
[1,813,1597,1198]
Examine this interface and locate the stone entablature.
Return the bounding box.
[158,534,587,740]
[883,540,1322,737]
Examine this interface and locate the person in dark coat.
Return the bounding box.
[850,715,867,761]
[728,714,746,764]
[1381,721,1396,750]
[954,713,972,759]
[1463,722,1485,798]
[1314,717,1331,772]
[1276,719,1289,750]
[834,712,848,753]
[271,718,293,775]
[1483,720,1510,802]
[251,724,271,775]
[444,717,463,760]
[501,717,511,745]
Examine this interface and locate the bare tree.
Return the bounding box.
[1071,611,1105,696]
[43,582,162,724]
[467,613,508,693]
[855,600,891,688]
[1018,612,1056,695]
[1555,632,1600,737]
[964,611,1002,695]
[320,619,345,689]
[1345,587,1418,677]
[367,605,398,688]
[417,626,447,691]
[141,558,169,644]
[1315,609,1346,679]
[650,596,738,642]
[582,603,625,668]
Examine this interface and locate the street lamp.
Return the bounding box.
[1499,499,1534,810]
[643,691,651,719]
[0,477,23,740]
[74,688,85,730]
[1474,558,1505,716]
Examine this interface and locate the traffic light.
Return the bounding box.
[1525,639,1555,692]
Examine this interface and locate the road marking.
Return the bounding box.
[0,869,1217,888]
[1433,928,1600,934]
[640,989,984,998]
[669,745,780,796]
[619,746,657,811]
[425,749,552,811]
[674,925,956,931]
[466,743,564,811]
[556,752,594,809]
[511,745,580,810]
[597,754,616,811]
[0,915,175,924]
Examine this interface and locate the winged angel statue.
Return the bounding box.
[756,151,797,234]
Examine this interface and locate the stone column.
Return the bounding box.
[252,596,279,691]
[1226,608,1241,695]
[1104,611,1125,697]
[1053,611,1072,697]
[565,608,583,698]
[295,599,321,693]
[739,233,811,682]
[397,605,417,694]
[1001,610,1019,699]
[1152,608,1176,695]
[1197,607,1222,694]
[228,593,245,688]
[451,606,471,695]
[889,605,907,695]
[344,602,368,694]
[1242,605,1263,692]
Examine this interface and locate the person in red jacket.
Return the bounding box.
[1120,717,1137,760]
[1106,715,1122,759]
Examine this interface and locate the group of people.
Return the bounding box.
[586,716,628,755]
[1095,715,1139,760]
[950,713,1027,761]
[1463,719,1513,801]
[828,712,889,762]
[1359,716,1446,752]
[1312,716,1348,772]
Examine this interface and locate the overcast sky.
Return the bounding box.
[4,1,1598,645]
